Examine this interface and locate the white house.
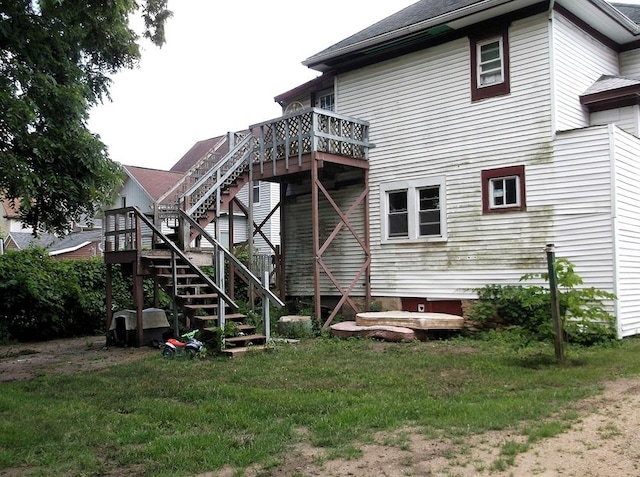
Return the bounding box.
[270,0,640,336]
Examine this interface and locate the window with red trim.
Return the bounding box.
[482,165,526,214]
[470,29,510,101]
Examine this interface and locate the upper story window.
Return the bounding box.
[481,165,526,213]
[381,177,447,243]
[316,92,335,112]
[470,29,510,101]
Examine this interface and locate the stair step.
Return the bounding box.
[225,313,248,322]
[176,293,219,300]
[157,273,201,280]
[167,283,211,290]
[225,334,266,345]
[150,263,191,269]
[200,324,255,334]
[184,303,218,310]
[222,344,266,357]
[193,313,246,323]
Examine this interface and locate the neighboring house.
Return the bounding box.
[1,197,103,259]
[4,230,103,259]
[269,0,640,336]
[0,198,33,235]
[117,134,281,253]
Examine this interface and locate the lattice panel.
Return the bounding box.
[251,109,370,174]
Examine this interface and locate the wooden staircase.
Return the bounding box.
[105,108,372,346]
[142,249,267,356]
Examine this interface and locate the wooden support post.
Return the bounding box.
[311,152,321,322]
[105,263,113,346]
[171,250,180,336]
[546,244,565,361]
[134,266,144,348]
[364,169,371,310]
[279,184,287,300]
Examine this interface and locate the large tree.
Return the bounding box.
[0,0,172,234]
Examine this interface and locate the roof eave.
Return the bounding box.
[303,0,640,72]
[302,0,527,71]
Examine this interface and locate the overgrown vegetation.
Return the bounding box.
[2,336,640,476]
[468,258,617,346]
[0,248,167,342]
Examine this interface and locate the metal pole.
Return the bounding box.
[217,248,226,349]
[263,271,270,342]
[545,244,565,361]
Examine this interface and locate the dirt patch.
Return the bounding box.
[0,335,156,382]
[2,338,639,476]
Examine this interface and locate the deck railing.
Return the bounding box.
[250,107,371,175]
[174,108,372,222]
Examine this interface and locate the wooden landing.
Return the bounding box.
[355,311,464,330]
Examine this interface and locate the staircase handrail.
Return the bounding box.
[178,208,285,308]
[155,136,228,208]
[182,133,255,216]
[124,206,238,309]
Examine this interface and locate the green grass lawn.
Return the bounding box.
[2,334,640,476]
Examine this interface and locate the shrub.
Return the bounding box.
[0,249,160,342]
[468,258,617,346]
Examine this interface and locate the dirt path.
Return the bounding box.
[1,337,638,476]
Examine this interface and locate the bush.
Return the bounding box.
[468,258,617,346]
[0,249,156,342]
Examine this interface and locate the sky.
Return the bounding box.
[88,1,417,171]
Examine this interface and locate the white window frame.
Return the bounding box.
[380,177,447,243]
[477,36,504,88]
[317,91,335,112]
[489,175,520,209]
[252,181,261,205]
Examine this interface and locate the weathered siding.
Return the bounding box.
[283,185,366,296]
[612,127,640,337]
[552,11,619,131]
[619,48,640,77]
[333,13,554,299]
[548,127,615,295]
[591,106,640,138]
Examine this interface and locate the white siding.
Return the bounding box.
[235,182,281,254]
[334,13,554,299]
[591,106,640,138]
[547,127,615,296]
[119,178,154,215]
[284,185,366,296]
[612,127,640,337]
[619,48,640,78]
[552,11,619,131]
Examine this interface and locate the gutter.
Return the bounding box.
[49,241,92,256]
[592,0,640,35]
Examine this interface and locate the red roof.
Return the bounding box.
[1,197,22,219]
[124,166,184,202]
[170,135,228,173]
